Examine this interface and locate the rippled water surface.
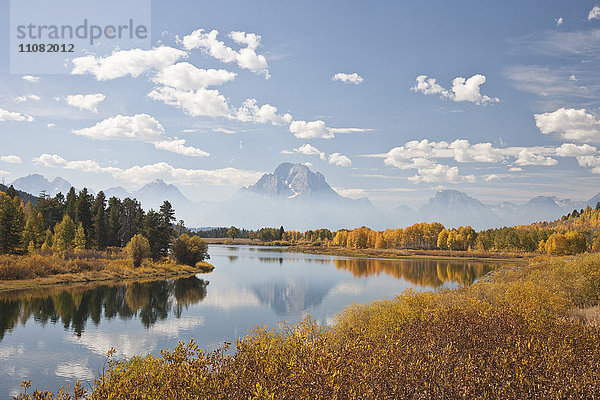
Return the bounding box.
[0,245,497,397]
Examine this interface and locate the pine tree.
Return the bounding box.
[75,188,94,241]
[92,191,108,249]
[0,192,26,254]
[107,197,122,247]
[119,198,144,246]
[65,187,77,221]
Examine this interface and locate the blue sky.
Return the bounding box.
[1,0,600,210]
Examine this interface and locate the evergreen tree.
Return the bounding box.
[119,198,144,246]
[5,185,18,199]
[65,187,77,221]
[0,192,26,254]
[107,197,122,247]
[75,188,94,240]
[36,192,66,230]
[142,210,164,260]
[92,191,108,249]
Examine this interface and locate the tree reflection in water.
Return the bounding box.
[0,276,208,341]
[332,258,494,287]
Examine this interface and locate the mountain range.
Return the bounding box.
[7,164,600,230]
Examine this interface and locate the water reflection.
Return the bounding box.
[0,276,208,341]
[332,258,493,287]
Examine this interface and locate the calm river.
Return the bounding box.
[0,245,497,397]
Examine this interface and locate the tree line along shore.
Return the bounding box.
[0,186,211,289]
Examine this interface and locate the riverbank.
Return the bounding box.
[0,251,213,291]
[204,239,532,262]
[16,253,600,399]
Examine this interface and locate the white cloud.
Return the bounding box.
[290,120,333,139]
[65,93,106,113]
[327,128,373,134]
[71,47,187,80]
[22,75,40,83]
[0,108,34,122]
[407,160,475,184]
[569,74,577,81]
[152,62,236,90]
[235,98,292,125]
[484,174,501,182]
[588,6,600,20]
[213,127,236,134]
[556,17,564,26]
[13,94,40,103]
[182,29,270,78]
[509,167,523,172]
[72,114,209,157]
[34,154,263,186]
[332,73,364,85]
[153,139,210,157]
[47,123,55,128]
[286,144,326,160]
[449,140,505,162]
[514,148,558,166]
[148,86,231,118]
[0,156,22,164]
[333,188,365,199]
[577,155,600,173]
[534,108,600,143]
[412,74,499,105]
[328,153,352,167]
[555,143,597,157]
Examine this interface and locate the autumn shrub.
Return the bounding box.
[125,234,151,268]
[172,234,209,266]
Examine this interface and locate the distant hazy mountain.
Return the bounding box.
[11,174,72,197]
[418,190,502,230]
[415,189,600,229]
[192,163,390,230]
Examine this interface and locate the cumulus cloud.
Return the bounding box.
[148,86,231,118]
[13,94,40,103]
[0,156,22,164]
[328,153,352,167]
[514,148,558,166]
[152,62,236,90]
[555,143,597,157]
[33,154,263,186]
[411,74,499,105]
[0,108,34,122]
[181,29,270,78]
[22,75,40,83]
[65,93,106,113]
[289,120,333,139]
[534,108,600,143]
[449,140,505,162]
[72,114,209,157]
[283,144,326,160]
[588,6,600,20]
[235,98,292,125]
[332,73,364,85]
[576,155,600,174]
[71,47,187,80]
[408,160,475,184]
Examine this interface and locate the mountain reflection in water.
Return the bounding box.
[0,276,208,341]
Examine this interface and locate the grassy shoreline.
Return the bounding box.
[0,251,213,292]
[204,238,531,262]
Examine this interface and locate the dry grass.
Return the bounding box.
[0,250,213,291]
